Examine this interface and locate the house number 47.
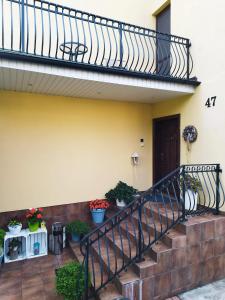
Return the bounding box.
[205,96,217,108]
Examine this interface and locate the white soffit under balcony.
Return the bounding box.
[0,58,195,103]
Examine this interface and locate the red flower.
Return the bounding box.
[37,214,42,219]
[89,199,109,210]
[30,208,36,214]
[39,208,43,212]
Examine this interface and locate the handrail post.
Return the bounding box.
[136,200,145,263]
[186,39,191,80]
[84,238,89,300]
[20,0,25,52]
[181,166,187,222]
[119,22,123,68]
[215,164,221,215]
[1,0,4,49]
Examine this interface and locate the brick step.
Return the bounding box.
[70,238,155,300]
[145,204,183,232]
[97,221,177,283]
[98,283,123,300]
[69,241,112,294]
[70,208,225,300]
[70,241,135,300]
[106,207,186,249]
[128,209,186,249]
[90,236,140,294]
[97,223,158,280]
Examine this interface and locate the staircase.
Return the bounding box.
[71,164,225,299]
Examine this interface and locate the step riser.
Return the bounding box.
[131,213,179,248]
[91,243,139,295]
[102,230,135,265]
[149,206,197,234]
[91,244,119,291]
[151,208,176,225]
[121,213,185,248]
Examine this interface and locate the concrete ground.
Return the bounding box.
[179,279,225,300]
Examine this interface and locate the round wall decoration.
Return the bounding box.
[183,125,198,143]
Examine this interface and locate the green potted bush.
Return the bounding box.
[105,181,137,208]
[8,219,22,235]
[180,174,202,211]
[66,220,90,242]
[0,229,6,265]
[8,238,22,261]
[56,262,86,300]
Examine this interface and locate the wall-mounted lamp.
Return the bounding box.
[131,152,139,165]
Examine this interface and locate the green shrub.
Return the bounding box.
[56,262,86,300]
[66,220,90,237]
[0,229,6,248]
[180,174,202,193]
[105,181,137,205]
[8,219,21,227]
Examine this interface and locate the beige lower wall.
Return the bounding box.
[0,91,152,212]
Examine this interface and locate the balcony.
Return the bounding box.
[0,0,199,102]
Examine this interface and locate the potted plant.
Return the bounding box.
[89,199,109,224]
[8,238,21,260]
[0,229,6,265]
[105,181,137,208]
[180,174,202,211]
[66,220,90,242]
[26,208,44,232]
[8,219,22,235]
[56,262,87,300]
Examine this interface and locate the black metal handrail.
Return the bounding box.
[0,0,199,84]
[80,164,224,299]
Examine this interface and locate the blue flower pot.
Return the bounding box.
[72,233,80,242]
[91,209,106,224]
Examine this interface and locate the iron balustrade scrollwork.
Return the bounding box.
[80,164,224,299]
[0,0,199,84]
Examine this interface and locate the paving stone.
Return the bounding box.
[0,248,74,300]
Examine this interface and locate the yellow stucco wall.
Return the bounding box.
[0,91,152,212]
[53,0,155,28]
[149,0,225,172]
[1,0,225,212]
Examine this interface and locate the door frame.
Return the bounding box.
[153,114,180,184]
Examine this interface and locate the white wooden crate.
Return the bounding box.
[26,229,48,259]
[4,228,48,263]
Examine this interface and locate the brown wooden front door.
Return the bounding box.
[153,115,180,184]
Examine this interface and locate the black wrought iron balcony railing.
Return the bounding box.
[0,0,199,84]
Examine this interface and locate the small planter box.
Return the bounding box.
[4,228,48,263]
[26,229,48,259]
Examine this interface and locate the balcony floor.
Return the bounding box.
[0,57,195,103]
